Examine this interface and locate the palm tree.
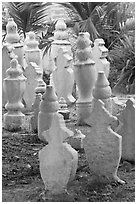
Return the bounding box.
[3,2,53,38]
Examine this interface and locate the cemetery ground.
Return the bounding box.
[2,105,135,202]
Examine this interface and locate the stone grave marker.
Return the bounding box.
[38,85,59,142]
[23,63,39,111]
[84,99,125,184]
[74,32,96,125]
[39,112,78,195]
[52,47,75,104]
[93,71,112,114]
[92,38,110,78]
[3,58,26,131]
[117,98,135,162]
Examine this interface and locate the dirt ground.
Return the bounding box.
[2,106,135,202]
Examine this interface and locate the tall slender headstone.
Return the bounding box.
[4,18,24,68]
[3,18,24,106]
[92,39,110,78]
[84,100,125,184]
[74,32,96,125]
[39,112,78,195]
[38,85,59,142]
[3,58,26,131]
[25,31,42,69]
[93,71,112,113]
[52,47,75,104]
[23,63,39,111]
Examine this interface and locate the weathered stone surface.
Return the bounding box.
[52,47,75,104]
[92,38,110,78]
[74,32,96,125]
[23,63,38,111]
[38,85,59,142]
[84,99,125,184]
[93,71,112,113]
[3,58,26,131]
[117,98,135,162]
[25,31,42,69]
[39,113,78,195]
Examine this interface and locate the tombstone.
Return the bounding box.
[74,32,96,125]
[51,19,72,60]
[38,85,59,142]
[2,45,15,106]
[84,100,125,184]
[58,97,70,121]
[30,68,46,132]
[25,31,42,69]
[4,18,25,68]
[93,71,112,113]
[52,47,75,104]
[3,58,26,131]
[92,38,110,78]
[117,98,135,162]
[39,112,78,195]
[23,63,39,111]
[3,18,24,106]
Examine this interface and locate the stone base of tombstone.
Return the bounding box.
[4,112,25,131]
[76,101,93,125]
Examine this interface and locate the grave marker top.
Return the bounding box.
[5,18,20,44]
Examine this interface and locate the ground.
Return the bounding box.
[2,105,135,202]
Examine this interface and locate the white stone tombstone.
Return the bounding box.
[84,100,125,184]
[25,31,42,69]
[93,71,112,113]
[2,45,14,106]
[3,58,26,131]
[117,98,135,162]
[23,63,39,111]
[38,85,59,142]
[51,19,72,60]
[74,32,96,125]
[5,18,25,68]
[92,38,110,78]
[52,47,75,104]
[39,112,78,195]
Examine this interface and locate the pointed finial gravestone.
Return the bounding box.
[117,98,135,162]
[39,112,78,195]
[3,58,26,131]
[92,38,110,78]
[5,18,20,43]
[93,71,112,113]
[4,18,24,68]
[74,32,96,125]
[38,85,59,142]
[25,31,42,68]
[84,99,125,184]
